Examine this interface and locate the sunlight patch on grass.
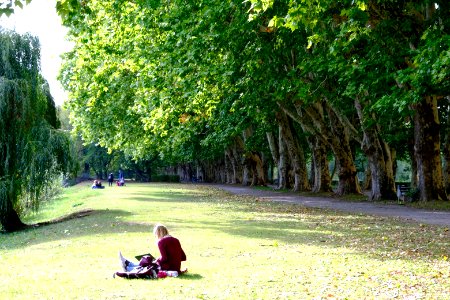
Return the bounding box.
[1,182,449,299]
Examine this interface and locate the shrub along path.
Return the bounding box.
[213,184,450,227]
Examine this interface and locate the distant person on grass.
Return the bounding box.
[115,224,187,279]
[91,180,104,189]
[108,173,114,187]
[117,177,125,186]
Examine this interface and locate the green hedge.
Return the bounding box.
[151,175,180,182]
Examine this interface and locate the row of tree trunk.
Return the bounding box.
[195,96,449,202]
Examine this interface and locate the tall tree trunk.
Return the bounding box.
[277,126,289,189]
[242,164,251,186]
[413,96,448,201]
[219,161,226,183]
[330,158,337,185]
[187,164,193,182]
[382,141,397,195]
[247,152,267,186]
[325,103,361,195]
[294,101,360,195]
[225,149,237,184]
[231,142,243,184]
[363,165,371,190]
[444,142,450,193]
[200,162,209,182]
[217,160,226,183]
[282,102,331,193]
[308,136,332,193]
[241,128,266,186]
[203,160,223,183]
[355,100,396,201]
[443,98,450,193]
[0,195,27,232]
[224,151,232,184]
[266,131,279,185]
[248,156,258,186]
[276,110,310,192]
[407,140,418,188]
[309,140,315,188]
[391,148,397,185]
[256,153,267,186]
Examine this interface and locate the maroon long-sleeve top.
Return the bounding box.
[156,235,186,272]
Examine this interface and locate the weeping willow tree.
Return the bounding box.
[0,29,74,232]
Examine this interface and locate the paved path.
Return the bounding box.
[213,184,450,227]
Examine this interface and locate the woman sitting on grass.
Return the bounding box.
[153,223,186,273]
[115,224,187,278]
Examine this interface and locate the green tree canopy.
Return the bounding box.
[59,0,449,200]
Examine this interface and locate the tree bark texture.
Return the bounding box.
[236,133,250,186]
[222,152,230,183]
[407,140,418,188]
[241,128,266,186]
[391,148,397,185]
[443,99,450,193]
[248,152,266,186]
[308,136,332,193]
[241,165,250,186]
[277,126,289,189]
[413,96,448,201]
[283,102,332,193]
[0,194,27,232]
[266,131,279,166]
[355,100,396,201]
[266,131,279,184]
[202,159,225,183]
[301,101,360,195]
[276,110,310,192]
[225,149,237,184]
[325,103,362,195]
[363,165,371,190]
[231,142,243,184]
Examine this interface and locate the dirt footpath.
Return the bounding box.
[213,184,450,227]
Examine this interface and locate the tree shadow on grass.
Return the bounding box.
[125,190,217,205]
[0,209,97,234]
[177,273,203,280]
[170,202,449,263]
[29,208,97,228]
[1,209,152,250]
[114,273,203,281]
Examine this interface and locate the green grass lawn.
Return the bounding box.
[1,182,449,299]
